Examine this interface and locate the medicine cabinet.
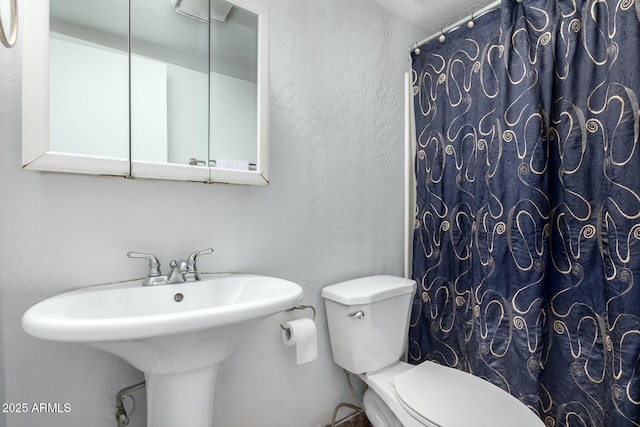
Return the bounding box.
[22,0,269,185]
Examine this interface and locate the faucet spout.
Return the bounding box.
[167,260,188,284]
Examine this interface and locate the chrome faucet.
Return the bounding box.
[184,248,214,281]
[127,248,214,286]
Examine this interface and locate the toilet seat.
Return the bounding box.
[393,361,543,427]
[362,362,429,427]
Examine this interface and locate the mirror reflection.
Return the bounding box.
[210,5,258,170]
[131,0,210,165]
[49,0,129,159]
[48,0,259,170]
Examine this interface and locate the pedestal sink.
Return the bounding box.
[22,274,304,427]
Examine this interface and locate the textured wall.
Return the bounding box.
[0,0,422,425]
[373,0,495,32]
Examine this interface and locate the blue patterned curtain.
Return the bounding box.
[409,0,640,425]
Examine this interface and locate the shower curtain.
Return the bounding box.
[409,0,640,426]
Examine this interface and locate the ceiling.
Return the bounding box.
[49,0,497,76]
[372,0,497,34]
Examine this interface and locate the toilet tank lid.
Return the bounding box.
[321,275,416,305]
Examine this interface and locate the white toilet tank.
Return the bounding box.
[322,276,416,374]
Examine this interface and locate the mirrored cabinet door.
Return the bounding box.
[49,0,129,161]
[209,0,269,184]
[130,0,209,181]
[209,4,258,172]
[22,0,269,185]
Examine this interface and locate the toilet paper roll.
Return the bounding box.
[281,318,317,365]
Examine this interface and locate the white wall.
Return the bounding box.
[165,65,259,166]
[209,73,258,164]
[130,55,168,163]
[166,64,209,165]
[0,0,422,426]
[50,35,170,163]
[49,35,129,159]
[49,34,259,167]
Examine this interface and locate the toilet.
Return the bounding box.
[321,276,544,427]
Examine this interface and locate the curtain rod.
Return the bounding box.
[408,0,503,54]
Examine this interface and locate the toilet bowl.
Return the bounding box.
[321,276,544,427]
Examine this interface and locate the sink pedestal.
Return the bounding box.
[88,320,261,426]
[22,274,304,426]
[90,326,250,427]
[146,366,218,427]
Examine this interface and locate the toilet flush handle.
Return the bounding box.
[346,311,365,319]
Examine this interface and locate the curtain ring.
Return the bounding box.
[467,13,475,29]
[0,0,18,48]
[438,31,446,43]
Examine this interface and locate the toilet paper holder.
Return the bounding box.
[280,304,316,330]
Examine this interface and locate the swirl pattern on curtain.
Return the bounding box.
[409,0,640,426]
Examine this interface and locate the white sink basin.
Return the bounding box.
[22,273,304,427]
[23,273,303,343]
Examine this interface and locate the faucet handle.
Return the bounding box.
[187,248,214,262]
[127,251,162,277]
[185,248,214,281]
